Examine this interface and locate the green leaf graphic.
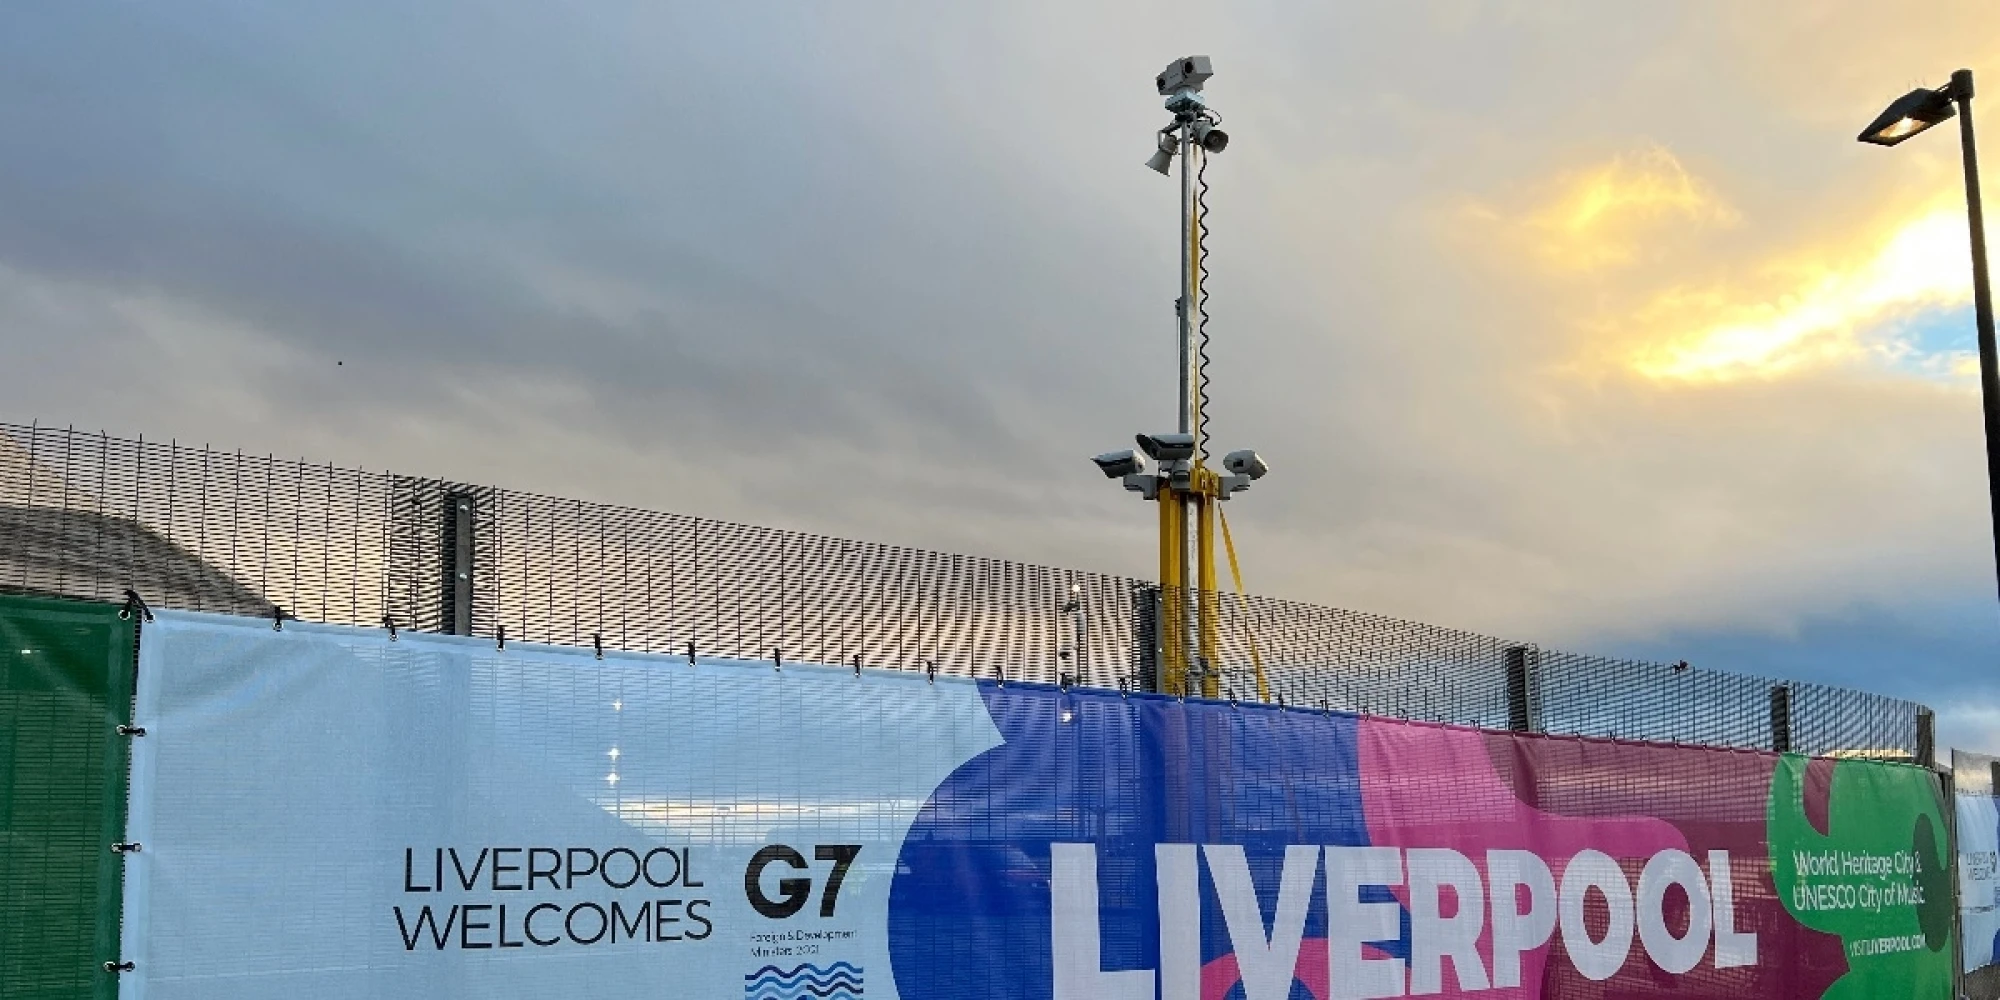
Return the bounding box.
[1767,755,1953,999]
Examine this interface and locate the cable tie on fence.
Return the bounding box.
[119,589,153,623]
[270,605,289,631]
[593,633,604,660]
[925,660,937,684]
[496,625,506,650]
[773,649,782,672]
[110,842,142,854]
[1059,672,1073,692]
[853,657,861,679]
[688,640,696,666]
[104,961,135,974]
[116,725,146,738]
[383,616,398,641]
[1277,692,1286,711]
[995,662,1005,688]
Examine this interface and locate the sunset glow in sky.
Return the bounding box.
[2,1,1999,752]
[1634,207,1972,380]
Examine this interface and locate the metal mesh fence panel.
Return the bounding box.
[0,427,385,622]
[1194,589,1517,727]
[0,420,1932,758]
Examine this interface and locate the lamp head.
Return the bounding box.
[1858,86,1956,146]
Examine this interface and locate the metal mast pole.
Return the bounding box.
[1178,121,1204,695]
[1178,118,1195,442]
[1950,69,2000,609]
[1097,57,1269,699]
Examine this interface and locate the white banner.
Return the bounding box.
[1962,760,2000,976]
[119,611,998,1000]
[118,610,1957,999]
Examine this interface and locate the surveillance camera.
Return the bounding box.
[1193,122,1229,153]
[1155,55,1214,97]
[1091,450,1149,479]
[1222,449,1268,480]
[1135,432,1196,463]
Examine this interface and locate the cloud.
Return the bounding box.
[1460,139,1981,383]
[1471,146,1739,273]
[3,0,2000,739]
[1630,206,1973,379]
[1942,701,2000,764]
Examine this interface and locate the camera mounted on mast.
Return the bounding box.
[1156,55,1214,115]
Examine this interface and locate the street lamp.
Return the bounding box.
[1858,87,1957,147]
[1858,69,2000,607]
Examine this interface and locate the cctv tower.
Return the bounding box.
[1093,56,1269,701]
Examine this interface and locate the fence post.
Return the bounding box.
[1132,583,1163,694]
[1915,707,1934,766]
[1946,762,1964,1000]
[1769,685,1792,754]
[1505,646,1537,732]
[442,492,475,637]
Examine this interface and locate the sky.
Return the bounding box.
[4,2,2000,753]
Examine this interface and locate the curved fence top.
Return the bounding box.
[0,420,1933,760]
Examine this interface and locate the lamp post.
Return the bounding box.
[1860,69,2000,607]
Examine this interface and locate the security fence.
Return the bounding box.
[0,593,135,1000]
[0,420,1934,760]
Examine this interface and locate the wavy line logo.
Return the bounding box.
[743,961,862,1000]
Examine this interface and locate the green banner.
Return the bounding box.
[0,594,135,1000]
[1770,754,1957,998]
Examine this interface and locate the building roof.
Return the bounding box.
[0,430,268,615]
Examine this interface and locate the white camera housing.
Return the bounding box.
[1222,449,1269,480]
[1156,55,1214,96]
[1092,450,1149,479]
[1136,432,1196,463]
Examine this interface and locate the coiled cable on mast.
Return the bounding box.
[1194,140,1214,465]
